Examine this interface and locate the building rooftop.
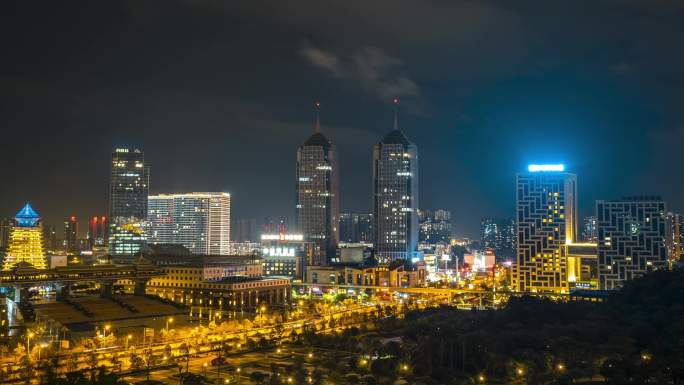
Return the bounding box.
[380,130,412,145]
[144,253,262,267]
[303,132,333,149]
[15,203,40,227]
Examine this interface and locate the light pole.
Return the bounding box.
[37,344,47,361]
[126,334,132,350]
[166,317,174,333]
[26,332,34,359]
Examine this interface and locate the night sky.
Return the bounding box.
[1,1,682,237]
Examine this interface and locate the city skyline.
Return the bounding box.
[2,1,683,239]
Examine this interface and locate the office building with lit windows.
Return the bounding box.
[109,148,149,256]
[515,164,577,293]
[373,111,419,263]
[596,197,668,290]
[295,105,339,265]
[3,203,47,270]
[148,193,231,255]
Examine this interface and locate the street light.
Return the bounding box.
[203,362,207,377]
[478,374,486,383]
[166,317,174,333]
[126,334,132,349]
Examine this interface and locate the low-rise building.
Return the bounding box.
[306,261,425,288]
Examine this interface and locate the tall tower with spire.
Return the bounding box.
[295,102,339,265]
[373,99,419,263]
[3,203,47,270]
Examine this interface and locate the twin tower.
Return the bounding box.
[295,103,419,265]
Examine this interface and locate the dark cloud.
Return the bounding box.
[300,44,421,106]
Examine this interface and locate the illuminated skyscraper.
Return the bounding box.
[295,104,339,265]
[64,216,78,252]
[148,193,231,255]
[373,104,419,263]
[597,197,667,290]
[3,203,47,270]
[109,148,149,256]
[515,164,577,293]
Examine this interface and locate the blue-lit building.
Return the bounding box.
[515,164,577,293]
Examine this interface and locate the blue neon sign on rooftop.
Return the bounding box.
[528,164,565,172]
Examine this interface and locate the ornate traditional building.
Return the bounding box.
[3,203,47,270]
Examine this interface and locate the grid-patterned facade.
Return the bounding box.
[515,171,577,293]
[596,197,667,290]
[109,148,148,256]
[373,131,419,263]
[295,128,339,265]
[148,193,231,255]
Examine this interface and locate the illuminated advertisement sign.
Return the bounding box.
[528,164,565,172]
[262,247,296,257]
[261,234,304,241]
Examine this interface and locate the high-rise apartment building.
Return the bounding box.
[581,216,598,242]
[295,105,339,265]
[42,225,58,251]
[148,193,231,255]
[418,209,452,245]
[515,164,577,293]
[88,216,108,248]
[480,217,517,260]
[666,212,684,263]
[339,213,373,244]
[596,197,668,290]
[3,203,47,270]
[109,148,149,256]
[64,216,78,253]
[0,219,13,251]
[373,107,419,263]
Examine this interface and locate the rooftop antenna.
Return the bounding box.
[313,100,321,133]
[393,97,399,130]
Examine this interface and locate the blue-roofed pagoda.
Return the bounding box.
[3,203,47,270]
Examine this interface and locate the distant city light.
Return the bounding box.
[528,164,565,172]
